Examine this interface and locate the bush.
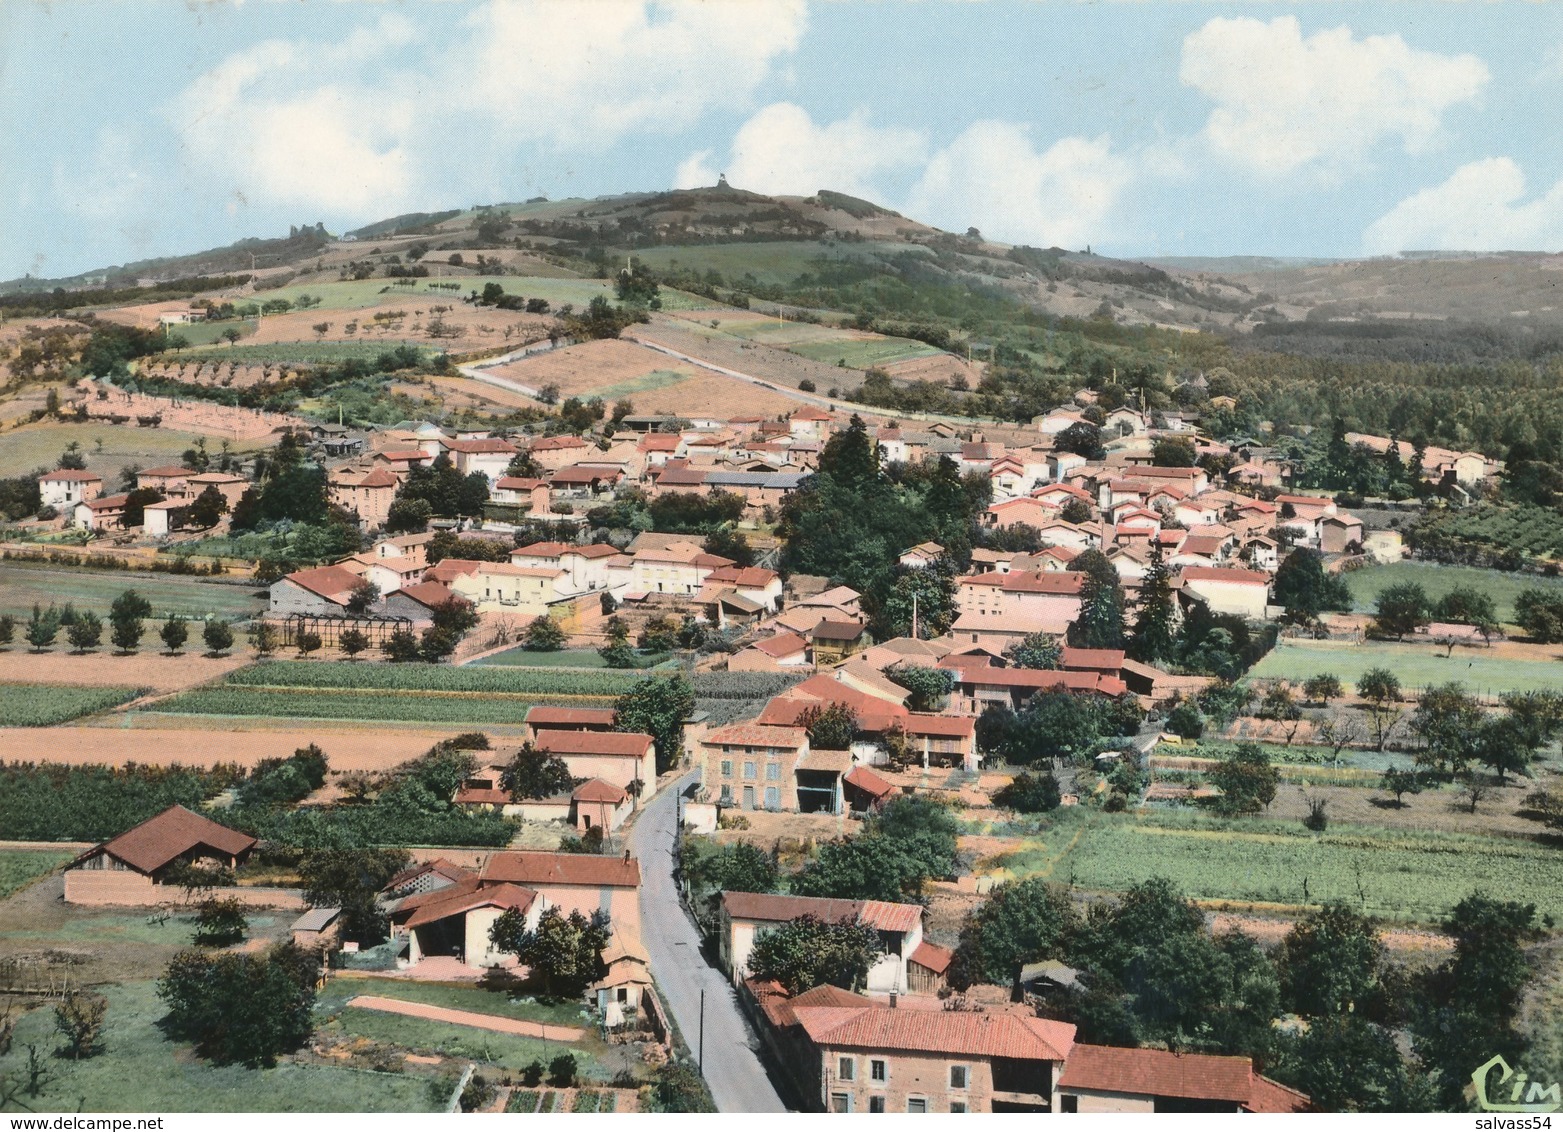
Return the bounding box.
[193,897,248,947]
[1165,700,1204,739]
[156,942,317,1066]
[547,1052,578,1088]
[992,771,1062,813]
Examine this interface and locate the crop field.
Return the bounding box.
[788,335,943,369]
[0,564,266,621]
[1343,561,1563,623]
[474,646,669,669]
[180,340,435,366]
[246,275,708,315]
[483,338,702,399]
[0,981,440,1113]
[0,682,145,725]
[992,810,1563,923]
[225,660,648,695]
[1250,638,1563,696]
[0,848,73,899]
[155,686,588,725]
[633,240,923,287]
[674,311,944,370]
[0,420,261,479]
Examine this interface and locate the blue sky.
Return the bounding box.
[4,1,1563,280]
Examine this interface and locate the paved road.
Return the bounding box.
[627,771,789,1113]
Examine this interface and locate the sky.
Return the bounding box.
[4,0,1563,281]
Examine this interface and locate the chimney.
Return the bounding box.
[889,992,898,1009]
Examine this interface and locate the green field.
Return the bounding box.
[178,340,433,366]
[473,646,669,670]
[0,981,440,1113]
[0,682,146,726]
[321,975,589,1029]
[245,275,708,314]
[0,421,269,479]
[225,659,646,695]
[167,317,257,347]
[787,335,942,369]
[0,848,73,899]
[583,368,691,401]
[994,809,1563,924]
[1343,561,1563,623]
[1251,639,1563,696]
[0,564,266,621]
[326,1008,609,1081]
[633,240,926,287]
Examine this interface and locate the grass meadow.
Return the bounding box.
[0,564,265,622]
[0,848,73,899]
[1250,639,1563,696]
[1343,561,1563,624]
[0,421,267,479]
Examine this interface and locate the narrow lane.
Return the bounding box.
[627,771,789,1113]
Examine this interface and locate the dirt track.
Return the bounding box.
[347,995,586,1040]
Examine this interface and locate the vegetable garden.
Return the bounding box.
[0,682,147,726]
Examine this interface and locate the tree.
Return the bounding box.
[1005,633,1061,670]
[250,621,279,659]
[66,611,102,653]
[344,580,380,616]
[637,615,679,654]
[156,942,317,1067]
[992,771,1062,814]
[0,614,14,648]
[1431,585,1498,632]
[385,497,433,534]
[877,561,960,640]
[523,615,566,651]
[614,675,695,773]
[1207,743,1279,814]
[798,702,858,750]
[187,485,228,529]
[490,906,610,997]
[193,897,248,947]
[1272,549,1350,621]
[53,990,107,1060]
[1303,673,1343,705]
[296,631,322,657]
[650,1062,716,1113]
[1275,902,1388,1019]
[203,619,234,656]
[1356,667,1402,751]
[1409,682,1485,778]
[109,590,151,654]
[1056,421,1104,460]
[338,628,368,658]
[502,742,578,800]
[24,606,58,652]
[159,615,189,654]
[949,877,1078,988]
[885,663,953,712]
[1151,437,1197,467]
[1514,588,1563,643]
[1128,540,1177,662]
[299,848,409,946]
[702,526,755,568]
[1067,550,1124,649]
[748,915,884,995]
[1370,582,1430,640]
[793,796,958,902]
[380,627,417,663]
[1165,699,1204,739]
[1379,766,1422,807]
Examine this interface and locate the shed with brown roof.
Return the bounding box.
[69,805,255,881]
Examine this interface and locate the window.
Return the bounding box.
[764,786,780,810]
[949,1103,967,1114]
[720,760,733,778]
[869,1097,885,1113]
[870,1059,886,1083]
[765,762,781,781]
[837,1057,854,1082]
[949,1065,968,1090]
[1061,1096,1078,1114]
[719,785,732,804]
[830,1094,851,1114]
[743,761,756,780]
[907,1098,927,1114]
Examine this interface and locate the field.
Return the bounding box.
[1250,638,1563,696]
[1343,561,1563,623]
[322,974,589,1029]
[473,646,668,669]
[178,340,434,366]
[155,686,586,725]
[0,980,440,1113]
[989,808,1563,924]
[0,848,73,899]
[0,563,266,621]
[670,309,944,370]
[632,239,922,287]
[224,660,647,695]
[0,420,269,479]
[0,682,145,725]
[0,647,251,694]
[0,723,476,772]
[482,338,702,400]
[245,275,709,315]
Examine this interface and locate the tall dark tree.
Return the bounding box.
[1067,549,1125,649]
[1128,539,1177,662]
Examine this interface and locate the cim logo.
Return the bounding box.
[1473,1055,1563,1113]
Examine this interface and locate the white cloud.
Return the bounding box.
[1180,16,1488,175]
[164,1,807,217]
[1363,158,1563,253]
[680,103,926,197]
[455,0,807,146]
[906,123,1131,248]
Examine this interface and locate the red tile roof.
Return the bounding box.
[279,564,363,603]
[77,805,254,875]
[810,619,869,641]
[423,558,484,584]
[753,631,808,659]
[531,435,589,451]
[403,880,537,929]
[904,713,976,738]
[747,978,872,1029]
[706,566,780,588]
[1057,1044,1309,1112]
[40,469,102,482]
[1178,566,1270,585]
[843,765,895,799]
[1060,647,1126,670]
[720,891,921,932]
[572,778,628,804]
[390,581,456,609]
[908,941,954,975]
[705,723,808,748]
[794,1004,1075,1062]
[496,476,546,490]
[525,706,618,728]
[533,729,653,757]
[481,850,641,889]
